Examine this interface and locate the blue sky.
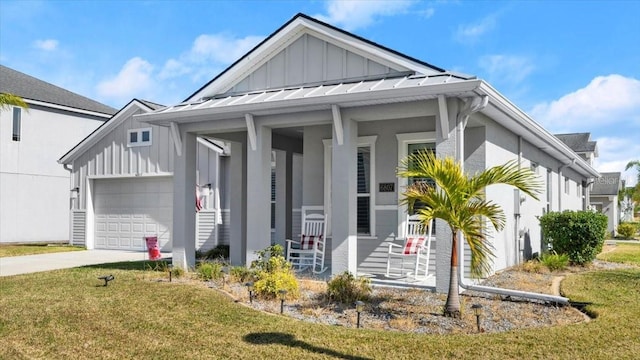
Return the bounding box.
[1,0,639,184]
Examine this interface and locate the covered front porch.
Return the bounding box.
[138,74,486,294]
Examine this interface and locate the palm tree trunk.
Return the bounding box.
[444,230,461,318]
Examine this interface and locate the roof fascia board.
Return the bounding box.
[58,100,152,164]
[477,82,599,178]
[24,98,113,118]
[138,80,483,125]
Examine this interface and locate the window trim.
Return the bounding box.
[323,136,377,237]
[127,128,152,147]
[396,132,436,238]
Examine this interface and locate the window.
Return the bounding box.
[357,146,371,234]
[396,132,436,237]
[12,107,21,141]
[323,136,377,237]
[564,177,570,194]
[271,168,276,231]
[127,128,152,147]
[407,142,435,214]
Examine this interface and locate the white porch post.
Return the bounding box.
[245,121,272,265]
[172,129,197,270]
[331,117,358,275]
[435,98,458,293]
[274,149,287,247]
[229,141,245,266]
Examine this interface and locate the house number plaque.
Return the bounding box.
[379,183,395,192]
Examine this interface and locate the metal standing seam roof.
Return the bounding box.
[0,64,116,116]
[149,73,474,116]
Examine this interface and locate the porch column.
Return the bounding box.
[229,141,246,266]
[172,130,197,270]
[331,118,358,275]
[245,121,272,264]
[274,149,288,246]
[435,98,459,293]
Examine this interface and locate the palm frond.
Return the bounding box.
[0,93,28,111]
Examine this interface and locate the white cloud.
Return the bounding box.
[315,0,414,31]
[160,33,264,81]
[455,14,497,42]
[96,57,155,101]
[33,39,58,51]
[478,54,535,84]
[593,136,640,186]
[530,75,640,131]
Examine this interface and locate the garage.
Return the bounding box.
[93,177,172,251]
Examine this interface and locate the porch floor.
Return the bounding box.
[293,265,437,291]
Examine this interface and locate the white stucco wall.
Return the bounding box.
[0,105,105,243]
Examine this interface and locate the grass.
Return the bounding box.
[0,251,639,359]
[0,244,84,257]
[597,242,640,266]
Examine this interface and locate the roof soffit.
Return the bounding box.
[188,15,443,101]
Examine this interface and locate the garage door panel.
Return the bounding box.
[94,178,172,251]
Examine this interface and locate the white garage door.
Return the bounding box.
[94,177,172,251]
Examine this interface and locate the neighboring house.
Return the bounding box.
[555,132,598,211]
[58,99,231,252]
[590,172,622,236]
[0,65,115,243]
[137,13,599,293]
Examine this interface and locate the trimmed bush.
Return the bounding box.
[229,266,253,283]
[326,271,371,304]
[539,210,607,265]
[617,223,637,239]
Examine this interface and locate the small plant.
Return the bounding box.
[519,260,547,274]
[229,266,253,283]
[251,244,299,299]
[617,223,637,239]
[327,271,371,304]
[204,245,230,260]
[172,266,185,278]
[197,261,224,281]
[540,252,570,272]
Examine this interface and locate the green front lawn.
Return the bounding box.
[597,242,640,266]
[0,256,638,359]
[0,244,84,257]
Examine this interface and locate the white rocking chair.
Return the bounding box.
[386,215,434,279]
[286,213,328,274]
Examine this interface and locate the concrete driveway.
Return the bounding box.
[0,250,167,277]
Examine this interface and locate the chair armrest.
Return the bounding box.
[285,239,301,245]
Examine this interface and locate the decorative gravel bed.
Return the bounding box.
[202,266,600,334]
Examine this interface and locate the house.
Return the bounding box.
[555,132,598,211]
[136,13,599,293]
[58,99,230,252]
[0,65,116,244]
[590,172,622,236]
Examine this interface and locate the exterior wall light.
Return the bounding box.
[70,187,79,199]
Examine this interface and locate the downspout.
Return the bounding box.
[63,163,74,245]
[558,159,576,211]
[515,136,522,264]
[455,97,569,305]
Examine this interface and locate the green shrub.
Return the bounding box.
[539,210,607,265]
[540,252,570,272]
[617,223,637,239]
[196,262,224,281]
[251,244,299,299]
[229,266,253,283]
[202,245,230,260]
[519,260,547,274]
[326,271,371,304]
[172,266,185,278]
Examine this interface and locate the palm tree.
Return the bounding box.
[398,151,542,318]
[625,160,640,205]
[0,93,28,111]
